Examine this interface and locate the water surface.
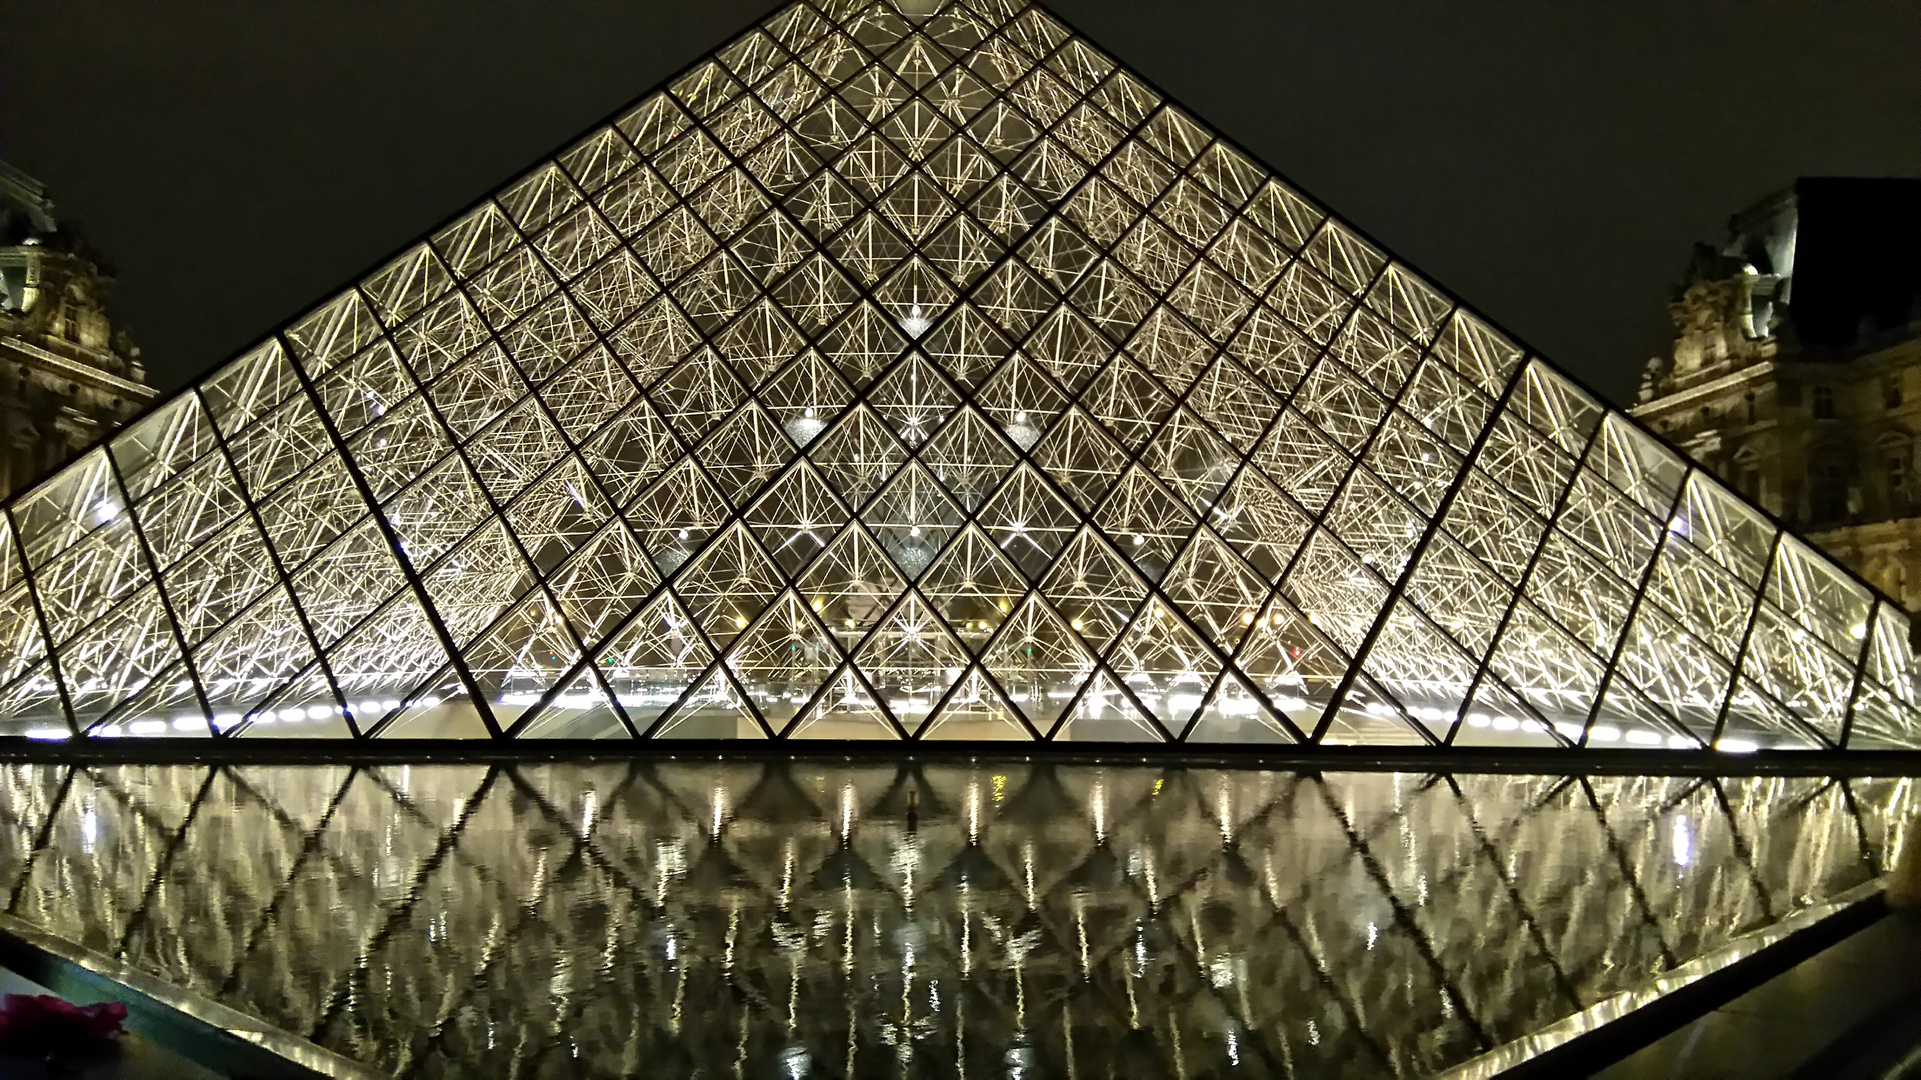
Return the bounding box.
[0,762,1908,1078]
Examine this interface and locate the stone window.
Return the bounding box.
[1813,385,1836,419]
[1733,446,1763,503]
[1886,373,1905,410]
[1810,456,1850,523]
[1883,435,1913,514]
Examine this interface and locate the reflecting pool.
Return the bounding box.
[0,762,1910,1077]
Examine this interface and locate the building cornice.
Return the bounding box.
[0,336,154,400]
[1630,362,1775,419]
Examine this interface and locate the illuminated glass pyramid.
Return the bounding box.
[3,0,1917,748]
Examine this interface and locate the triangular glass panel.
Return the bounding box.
[1609,603,1735,747]
[807,404,908,507]
[1318,674,1429,746]
[417,519,535,646]
[370,666,490,739]
[87,660,203,739]
[1449,677,1560,749]
[743,459,849,575]
[787,665,900,740]
[1036,526,1147,653]
[916,523,1029,653]
[1483,598,1607,729]
[854,590,969,727]
[974,353,1068,449]
[696,401,795,508]
[1586,680,1700,750]
[543,519,660,643]
[867,351,960,448]
[594,591,713,730]
[1053,668,1163,742]
[861,462,964,578]
[920,303,1009,388]
[1161,528,1270,651]
[794,524,908,648]
[918,404,1017,511]
[460,589,586,730]
[918,667,1032,740]
[579,398,684,509]
[1359,599,1483,728]
[190,588,325,722]
[1844,679,1921,751]
[1185,668,1296,744]
[758,349,853,447]
[1718,678,1825,752]
[873,255,958,327]
[229,672,353,740]
[1093,466,1196,584]
[502,457,620,575]
[1739,603,1854,745]
[976,462,1081,580]
[1107,596,1222,734]
[625,458,733,574]
[1030,405,1127,513]
[652,664,767,739]
[1234,591,1353,730]
[59,589,189,729]
[512,668,635,740]
[725,590,843,731]
[982,594,1094,734]
[1209,467,1310,583]
[670,522,784,644]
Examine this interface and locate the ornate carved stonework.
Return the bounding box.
[1668,275,1773,377]
[0,162,155,499]
[1632,180,1921,609]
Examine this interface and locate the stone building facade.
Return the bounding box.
[1633,177,1921,607]
[0,161,154,499]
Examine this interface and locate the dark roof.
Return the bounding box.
[1791,176,1921,348]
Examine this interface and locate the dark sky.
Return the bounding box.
[4,1,1919,405]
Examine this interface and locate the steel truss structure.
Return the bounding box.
[0,0,1916,747]
[0,762,1908,1076]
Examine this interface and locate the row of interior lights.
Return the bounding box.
[21,698,443,740]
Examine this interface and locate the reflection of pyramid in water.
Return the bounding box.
[4,0,1919,749]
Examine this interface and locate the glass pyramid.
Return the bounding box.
[4,0,1917,749]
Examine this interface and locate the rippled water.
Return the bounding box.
[0,762,1910,1078]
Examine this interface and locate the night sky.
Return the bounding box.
[4,2,1919,405]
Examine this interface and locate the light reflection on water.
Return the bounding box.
[0,762,1911,1078]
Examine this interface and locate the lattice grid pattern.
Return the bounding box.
[1,0,1917,747]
